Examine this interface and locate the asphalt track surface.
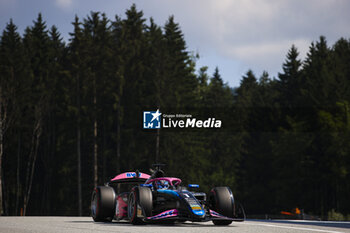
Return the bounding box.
[1,217,350,233]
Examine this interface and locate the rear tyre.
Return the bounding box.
[209,187,234,226]
[91,186,116,222]
[128,186,153,225]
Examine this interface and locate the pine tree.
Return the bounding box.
[302,36,334,107]
[195,66,209,106]
[237,70,258,98]
[144,18,166,163]
[203,67,232,107]
[68,15,84,216]
[236,70,258,129]
[110,15,124,174]
[163,15,198,108]
[82,11,114,188]
[22,13,50,216]
[119,4,148,170]
[278,45,301,91]
[331,38,350,101]
[38,25,65,215]
[0,19,27,216]
[278,45,302,105]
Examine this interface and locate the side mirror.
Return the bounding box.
[188,184,199,188]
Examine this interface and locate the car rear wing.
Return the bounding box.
[107,171,151,184]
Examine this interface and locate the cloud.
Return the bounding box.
[184,0,349,49]
[227,39,309,62]
[224,38,311,75]
[155,0,350,82]
[0,0,17,12]
[49,0,350,83]
[55,0,73,10]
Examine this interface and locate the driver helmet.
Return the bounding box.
[157,180,169,189]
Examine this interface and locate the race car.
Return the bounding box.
[91,165,245,225]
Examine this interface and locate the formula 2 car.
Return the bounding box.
[91,165,245,225]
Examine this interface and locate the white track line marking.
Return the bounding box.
[245,222,345,233]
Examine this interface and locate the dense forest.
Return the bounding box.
[0,5,350,219]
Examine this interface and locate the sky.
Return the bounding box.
[1,0,350,87]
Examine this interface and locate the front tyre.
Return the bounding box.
[209,187,234,226]
[128,186,152,225]
[91,186,116,222]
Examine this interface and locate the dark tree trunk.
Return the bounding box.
[116,102,121,174]
[93,76,98,188]
[77,74,82,216]
[15,133,21,215]
[23,109,43,216]
[0,86,7,216]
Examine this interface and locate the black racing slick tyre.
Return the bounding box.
[91,186,116,222]
[209,187,234,225]
[128,186,153,225]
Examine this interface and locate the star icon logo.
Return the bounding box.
[150,109,161,122]
[143,109,162,129]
